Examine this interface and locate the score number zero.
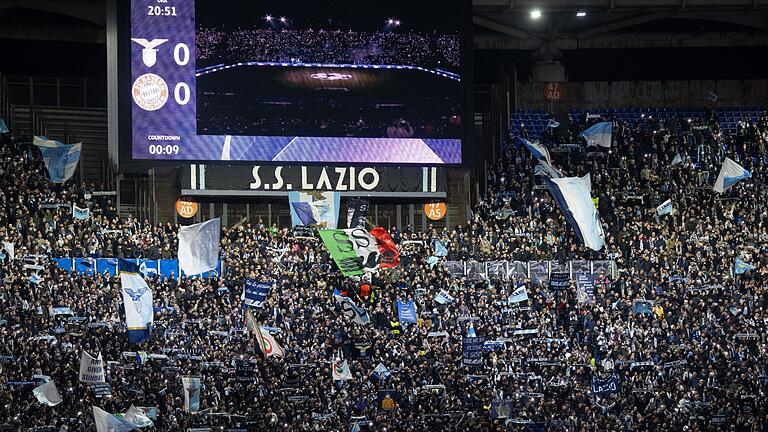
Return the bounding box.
[139,41,191,106]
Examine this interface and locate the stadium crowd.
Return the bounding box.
[1,106,768,432]
[196,28,461,70]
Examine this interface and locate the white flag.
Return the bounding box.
[124,405,154,427]
[581,172,591,191]
[181,376,202,413]
[713,157,751,193]
[332,360,352,381]
[656,199,673,216]
[119,259,154,344]
[2,242,13,260]
[93,406,136,432]
[178,218,221,276]
[544,176,605,251]
[79,351,105,383]
[671,153,683,166]
[508,285,529,303]
[33,380,62,406]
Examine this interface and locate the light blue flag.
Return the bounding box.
[0,118,8,134]
[433,239,448,257]
[288,191,340,229]
[713,157,751,193]
[33,136,82,183]
[735,257,755,275]
[427,256,439,268]
[371,362,391,382]
[544,176,605,251]
[546,119,560,128]
[656,199,673,216]
[396,299,417,324]
[516,136,552,165]
[580,122,612,148]
[177,218,221,276]
[92,406,136,432]
[508,285,528,303]
[434,289,454,305]
[119,259,153,344]
[181,376,201,413]
[73,205,90,220]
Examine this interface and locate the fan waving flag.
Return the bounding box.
[119,259,154,343]
[177,218,220,276]
[332,359,353,381]
[0,118,9,134]
[334,294,371,325]
[93,406,137,432]
[656,199,673,216]
[713,157,751,193]
[370,227,400,268]
[580,122,612,147]
[396,299,418,324]
[346,198,370,228]
[289,191,340,228]
[544,176,605,251]
[33,380,62,406]
[33,136,82,183]
[246,309,285,358]
[242,279,272,308]
[735,257,756,275]
[517,136,552,166]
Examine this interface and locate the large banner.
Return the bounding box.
[318,230,365,276]
[180,165,447,195]
[591,374,621,395]
[462,336,485,367]
[79,351,106,383]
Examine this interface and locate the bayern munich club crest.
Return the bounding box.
[132,73,169,111]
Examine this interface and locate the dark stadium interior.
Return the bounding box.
[2,0,768,431]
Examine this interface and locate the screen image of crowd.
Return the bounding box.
[1,105,768,431]
[196,29,461,70]
[193,2,463,140]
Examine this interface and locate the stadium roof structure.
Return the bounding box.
[473,0,768,50]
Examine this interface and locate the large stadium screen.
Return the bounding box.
[129,0,468,164]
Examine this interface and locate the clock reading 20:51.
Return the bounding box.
[147,6,177,16]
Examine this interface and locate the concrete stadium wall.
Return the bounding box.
[516,79,768,111]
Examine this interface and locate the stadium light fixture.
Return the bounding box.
[576,11,587,17]
[279,16,287,23]
[387,18,394,25]
[264,15,273,21]
[394,20,401,26]
[530,9,542,19]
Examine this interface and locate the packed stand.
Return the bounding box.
[196,28,461,70]
[0,104,767,432]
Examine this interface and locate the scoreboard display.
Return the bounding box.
[127,0,469,164]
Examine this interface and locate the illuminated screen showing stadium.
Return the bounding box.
[129,0,467,163]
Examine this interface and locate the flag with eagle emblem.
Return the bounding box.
[119,259,154,343]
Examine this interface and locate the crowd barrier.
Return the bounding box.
[51,258,222,279]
